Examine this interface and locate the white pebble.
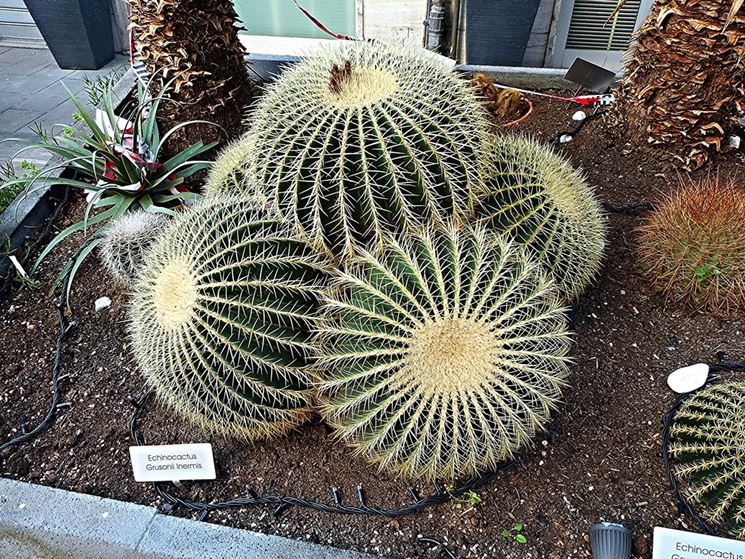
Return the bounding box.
[729,135,741,149]
[559,134,573,144]
[572,111,587,121]
[95,297,112,312]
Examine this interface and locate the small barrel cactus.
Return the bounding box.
[99,210,168,285]
[477,135,606,300]
[638,178,745,312]
[669,382,745,539]
[129,196,329,440]
[204,135,252,198]
[317,224,571,480]
[228,41,489,259]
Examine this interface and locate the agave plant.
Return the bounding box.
[218,41,489,259]
[0,77,215,297]
[129,196,329,440]
[669,382,745,539]
[99,210,169,285]
[317,223,571,480]
[477,135,606,300]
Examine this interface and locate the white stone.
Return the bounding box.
[728,135,741,149]
[572,111,587,121]
[95,297,112,312]
[559,134,573,144]
[667,363,709,394]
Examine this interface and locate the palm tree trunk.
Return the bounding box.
[127,0,253,153]
[615,0,745,169]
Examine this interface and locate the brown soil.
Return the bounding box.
[2,96,745,559]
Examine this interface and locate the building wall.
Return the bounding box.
[522,0,561,66]
[362,0,426,46]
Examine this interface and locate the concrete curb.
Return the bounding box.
[0,478,375,559]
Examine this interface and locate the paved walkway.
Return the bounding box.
[0,47,128,172]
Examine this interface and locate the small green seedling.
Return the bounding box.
[444,485,483,510]
[694,256,721,284]
[501,523,527,544]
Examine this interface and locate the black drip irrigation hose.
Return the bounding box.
[129,390,515,520]
[548,108,607,145]
[661,361,745,537]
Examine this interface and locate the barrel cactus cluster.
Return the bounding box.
[126,40,608,481]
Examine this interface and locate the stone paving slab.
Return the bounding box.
[0,478,376,559]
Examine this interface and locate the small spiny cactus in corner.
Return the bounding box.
[638,177,745,312]
[129,196,330,440]
[221,41,489,259]
[477,135,606,300]
[99,211,168,285]
[204,135,252,198]
[317,224,571,480]
[669,382,745,539]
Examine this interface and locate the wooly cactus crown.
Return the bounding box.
[669,382,745,539]
[204,135,252,198]
[129,196,329,440]
[99,210,168,285]
[317,224,571,480]
[234,41,489,259]
[477,135,606,300]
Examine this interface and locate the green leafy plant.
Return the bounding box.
[1,78,218,297]
[99,210,169,285]
[317,224,571,480]
[0,160,40,214]
[476,135,606,300]
[216,41,489,259]
[668,382,745,539]
[129,196,330,440]
[501,523,527,544]
[445,485,483,510]
[638,177,745,312]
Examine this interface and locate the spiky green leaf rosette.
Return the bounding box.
[477,135,606,300]
[317,224,571,480]
[129,196,329,440]
[669,382,745,539]
[233,41,489,259]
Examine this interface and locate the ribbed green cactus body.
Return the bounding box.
[669,382,745,539]
[317,224,571,480]
[129,196,329,440]
[204,134,252,197]
[241,42,489,259]
[478,135,606,300]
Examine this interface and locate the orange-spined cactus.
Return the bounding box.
[637,178,745,312]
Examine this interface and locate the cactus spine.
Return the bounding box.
[317,223,571,480]
[234,41,489,259]
[669,382,745,539]
[129,196,329,440]
[478,135,606,300]
[99,210,168,285]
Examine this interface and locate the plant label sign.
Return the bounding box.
[653,527,745,559]
[129,444,216,483]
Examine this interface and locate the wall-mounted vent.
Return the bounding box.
[566,0,642,51]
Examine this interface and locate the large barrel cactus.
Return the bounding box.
[317,224,571,480]
[669,382,745,539]
[477,135,606,300]
[204,134,252,198]
[129,196,329,440]
[232,41,489,259]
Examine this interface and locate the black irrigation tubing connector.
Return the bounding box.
[418,535,458,559]
[601,201,654,215]
[548,108,607,145]
[0,247,81,454]
[129,390,515,519]
[660,360,745,537]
